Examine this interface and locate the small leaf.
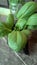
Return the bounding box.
[15,18,27,30]
[22,29,31,37]
[0,22,12,38]
[28,25,37,30]
[6,14,14,29]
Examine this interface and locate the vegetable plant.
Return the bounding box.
[0,1,37,52]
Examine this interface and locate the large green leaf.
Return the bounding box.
[0,22,12,38]
[17,2,37,19]
[8,30,27,52]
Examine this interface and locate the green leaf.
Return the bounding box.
[0,22,12,38]
[17,2,37,19]
[8,30,27,52]
[22,29,31,37]
[26,13,37,25]
[15,18,27,30]
[9,0,19,3]
[28,25,37,30]
[6,14,14,29]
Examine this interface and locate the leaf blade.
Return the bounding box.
[0,22,12,38]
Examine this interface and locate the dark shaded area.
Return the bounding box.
[0,5,9,8]
[23,30,37,55]
[0,0,9,8]
[23,42,29,55]
[28,30,37,53]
